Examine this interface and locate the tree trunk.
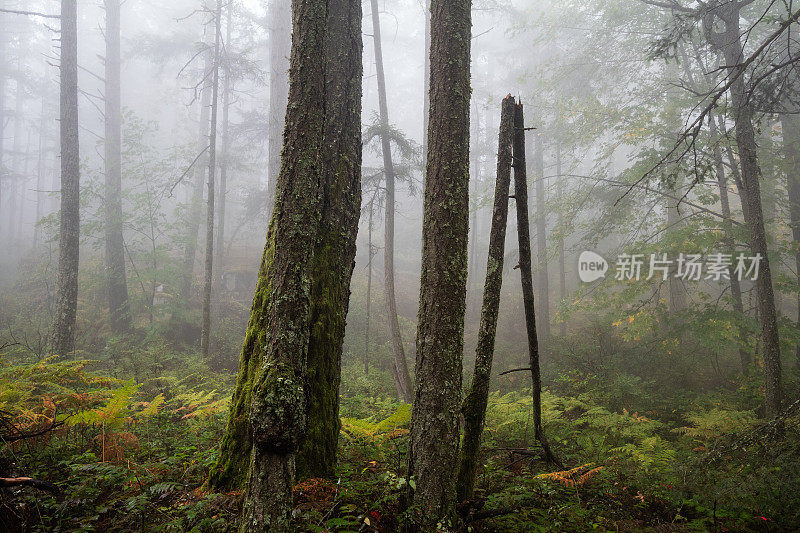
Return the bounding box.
[297,0,362,480]
[239,0,328,527]
[781,111,800,370]
[52,0,81,357]
[34,95,48,247]
[200,0,222,360]
[532,132,550,341]
[703,4,782,416]
[513,102,560,467]
[710,114,750,371]
[266,0,290,219]
[468,99,481,312]
[556,144,566,337]
[104,0,131,334]
[370,0,412,403]
[407,0,471,527]
[365,200,374,374]
[215,2,232,282]
[456,95,514,502]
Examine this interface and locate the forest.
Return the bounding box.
[1,0,800,531]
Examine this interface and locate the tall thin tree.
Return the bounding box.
[200,0,222,359]
[702,2,783,416]
[104,0,131,334]
[532,131,550,340]
[369,0,412,402]
[215,1,233,281]
[52,0,81,357]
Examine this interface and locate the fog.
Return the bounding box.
[1,0,800,530]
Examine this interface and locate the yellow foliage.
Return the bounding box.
[535,463,605,488]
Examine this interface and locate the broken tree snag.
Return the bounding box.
[456,95,515,502]
[512,101,562,469]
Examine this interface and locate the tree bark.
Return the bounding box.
[297,0,362,480]
[407,0,471,527]
[370,0,413,403]
[104,0,131,334]
[200,0,222,360]
[703,4,783,417]
[513,102,560,467]
[52,0,81,357]
[239,0,328,527]
[266,0,290,219]
[456,95,514,502]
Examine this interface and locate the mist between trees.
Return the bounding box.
[1,0,800,531]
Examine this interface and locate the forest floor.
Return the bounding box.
[2,359,799,532]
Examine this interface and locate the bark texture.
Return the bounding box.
[104,0,130,334]
[370,0,413,403]
[456,95,514,502]
[52,0,81,357]
[703,3,783,416]
[297,0,362,479]
[513,102,560,467]
[407,0,471,527]
[238,0,328,527]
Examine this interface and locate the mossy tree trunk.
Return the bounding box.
[297,0,362,480]
[513,102,561,467]
[238,0,328,527]
[52,0,80,357]
[212,0,361,496]
[456,95,514,503]
[406,0,471,527]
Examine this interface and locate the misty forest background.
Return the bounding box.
[1,0,800,531]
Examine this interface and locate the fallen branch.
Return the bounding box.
[0,477,59,495]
